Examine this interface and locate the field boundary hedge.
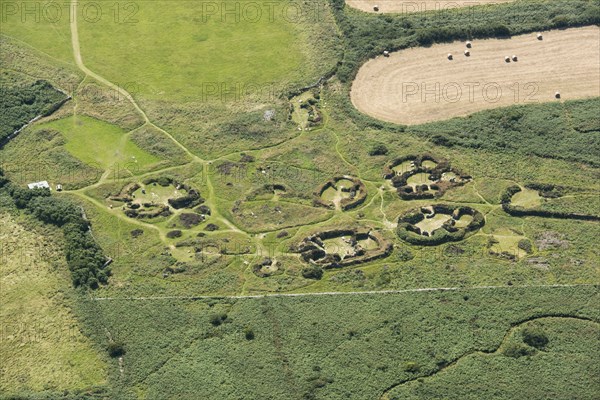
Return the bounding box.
[501,184,600,221]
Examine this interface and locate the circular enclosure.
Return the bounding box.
[383,154,470,200]
[294,228,392,268]
[396,205,485,245]
[313,176,367,211]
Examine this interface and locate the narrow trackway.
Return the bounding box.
[69,2,146,123]
[69,0,202,163]
[90,283,597,301]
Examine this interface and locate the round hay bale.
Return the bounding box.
[555,91,561,99]
[464,50,470,56]
[466,41,472,48]
[504,56,511,63]
[447,53,453,60]
[537,33,543,40]
[383,50,389,57]
[512,55,518,61]
[373,5,379,11]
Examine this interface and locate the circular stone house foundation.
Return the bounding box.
[383,154,471,200]
[252,257,283,278]
[109,177,203,220]
[293,228,393,268]
[313,175,367,210]
[396,205,485,245]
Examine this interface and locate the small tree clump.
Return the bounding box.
[301,265,323,280]
[244,327,255,340]
[369,143,389,156]
[522,327,549,349]
[107,341,126,358]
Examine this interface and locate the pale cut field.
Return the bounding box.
[345,0,514,13]
[351,26,600,125]
[0,214,106,393]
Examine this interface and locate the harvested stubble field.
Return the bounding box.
[345,0,515,13]
[351,26,600,125]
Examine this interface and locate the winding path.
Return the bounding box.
[380,314,600,399]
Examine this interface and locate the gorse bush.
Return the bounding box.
[522,327,549,349]
[0,79,67,142]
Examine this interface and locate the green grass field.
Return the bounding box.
[0,0,74,64]
[35,115,158,170]
[75,0,335,102]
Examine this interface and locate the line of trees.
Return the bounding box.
[0,168,110,289]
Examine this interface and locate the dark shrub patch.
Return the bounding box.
[518,239,533,254]
[130,229,144,238]
[179,213,203,228]
[244,327,255,340]
[369,143,388,156]
[210,313,228,326]
[107,341,126,358]
[166,230,183,239]
[522,327,549,349]
[302,265,324,280]
[503,343,534,358]
[196,205,211,215]
[205,223,219,231]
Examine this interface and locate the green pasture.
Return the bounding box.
[0,213,106,395]
[0,0,74,64]
[76,0,329,102]
[34,115,158,170]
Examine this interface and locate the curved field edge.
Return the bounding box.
[350,27,600,125]
[73,285,599,399]
[382,316,600,399]
[330,0,600,83]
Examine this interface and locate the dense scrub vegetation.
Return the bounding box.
[388,317,599,399]
[413,99,600,166]
[0,168,109,288]
[0,79,67,142]
[74,286,599,399]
